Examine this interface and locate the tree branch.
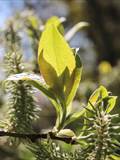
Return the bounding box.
[0,131,78,144]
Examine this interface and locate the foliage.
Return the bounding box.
[0,16,119,160]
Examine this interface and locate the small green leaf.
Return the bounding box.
[65,51,82,106]
[88,85,108,110]
[106,96,117,113]
[87,85,117,113]
[57,129,76,138]
[80,86,109,136]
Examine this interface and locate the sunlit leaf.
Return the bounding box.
[57,129,76,138]
[46,16,64,34]
[65,51,82,106]
[80,86,109,136]
[88,85,108,110]
[106,96,117,113]
[65,22,89,41]
[38,18,75,93]
[6,73,54,98]
[87,85,117,113]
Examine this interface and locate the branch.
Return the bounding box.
[0,131,78,144]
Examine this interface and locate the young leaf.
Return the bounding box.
[38,18,75,93]
[80,86,109,136]
[46,16,65,34]
[65,52,82,106]
[88,85,108,110]
[87,86,117,113]
[106,96,117,113]
[57,129,76,138]
[65,22,89,41]
[5,73,55,99]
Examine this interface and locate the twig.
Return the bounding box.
[0,131,78,144]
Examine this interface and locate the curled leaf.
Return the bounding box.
[65,22,89,41]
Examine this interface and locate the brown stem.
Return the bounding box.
[0,131,78,145]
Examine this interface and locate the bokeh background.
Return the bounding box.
[0,0,120,159]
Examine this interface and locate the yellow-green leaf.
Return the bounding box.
[46,16,64,34]
[81,86,109,136]
[65,52,82,106]
[88,85,108,110]
[57,129,76,138]
[38,17,75,93]
[106,96,117,113]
